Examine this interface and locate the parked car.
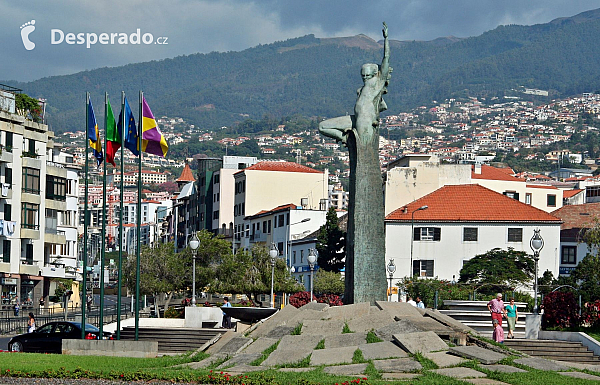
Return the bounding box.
[8,321,113,353]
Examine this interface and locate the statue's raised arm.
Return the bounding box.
[380,22,391,84]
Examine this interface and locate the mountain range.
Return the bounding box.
[6,8,600,134]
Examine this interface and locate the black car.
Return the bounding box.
[8,321,112,353]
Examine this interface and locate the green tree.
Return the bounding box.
[459,248,535,291]
[15,93,42,122]
[316,207,346,272]
[212,245,303,307]
[571,218,600,303]
[313,269,344,295]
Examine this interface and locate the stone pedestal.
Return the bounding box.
[525,314,541,340]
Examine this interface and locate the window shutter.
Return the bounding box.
[413,260,419,276]
[426,260,434,277]
[433,228,441,241]
[413,227,421,241]
[513,192,520,201]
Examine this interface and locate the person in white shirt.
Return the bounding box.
[416,296,425,309]
[407,297,417,307]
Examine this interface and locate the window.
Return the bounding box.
[4,167,11,185]
[561,246,577,264]
[22,168,40,194]
[4,204,10,221]
[414,227,441,241]
[5,132,12,150]
[300,250,304,263]
[278,215,284,227]
[413,260,434,277]
[213,210,219,220]
[525,193,532,205]
[463,227,478,242]
[2,240,9,263]
[21,203,39,229]
[547,194,557,207]
[213,174,220,184]
[277,242,284,256]
[507,228,523,242]
[503,191,520,200]
[45,209,58,232]
[46,176,66,201]
[293,251,296,264]
[267,220,271,234]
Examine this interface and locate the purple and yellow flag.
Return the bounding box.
[141,97,168,157]
[87,100,103,166]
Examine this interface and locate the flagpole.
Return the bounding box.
[135,91,143,340]
[82,93,89,339]
[117,91,125,340]
[99,92,108,337]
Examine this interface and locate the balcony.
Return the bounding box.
[19,261,40,275]
[44,228,66,245]
[21,192,41,204]
[0,262,10,273]
[250,231,266,243]
[20,225,40,240]
[45,198,66,211]
[40,264,66,278]
[0,145,13,163]
[46,162,67,178]
[22,156,41,169]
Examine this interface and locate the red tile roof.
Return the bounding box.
[176,163,196,182]
[526,184,557,190]
[386,184,561,223]
[552,203,600,230]
[240,161,322,174]
[471,165,525,182]
[248,203,296,218]
[562,189,583,199]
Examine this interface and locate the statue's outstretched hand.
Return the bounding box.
[382,22,388,38]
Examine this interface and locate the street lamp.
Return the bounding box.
[387,259,396,302]
[307,248,317,302]
[269,243,278,308]
[188,232,200,307]
[410,205,428,276]
[530,228,544,314]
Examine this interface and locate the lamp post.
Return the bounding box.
[387,259,396,302]
[188,232,200,307]
[530,228,544,314]
[410,205,428,276]
[269,243,278,308]
[307,248,317,302]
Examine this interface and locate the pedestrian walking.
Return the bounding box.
[504,298,519,339]
[13,297,19,317]
[487,293,504,326]
[27,312,36,333]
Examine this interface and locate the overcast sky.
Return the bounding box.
[1,0,598,82]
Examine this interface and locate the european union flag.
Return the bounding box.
[118,97,139,156]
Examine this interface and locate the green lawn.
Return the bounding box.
[0,352,599,384]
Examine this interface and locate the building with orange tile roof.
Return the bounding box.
[385,184,561,281]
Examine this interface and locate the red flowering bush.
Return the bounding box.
[582,300,600,327]
[542,291,580,329]
[289,291,343,308]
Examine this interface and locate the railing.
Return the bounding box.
[22,151,39,159]
[21,223,39,230]
[45,228,66,235]
[46,161,65,169]
[46,193,66,202]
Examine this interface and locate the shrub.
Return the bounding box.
[542,291,580,329]
[582,300,600,327]
[289,291,343,308]
[164,306,184,319]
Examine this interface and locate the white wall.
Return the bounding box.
[385,221,561,284]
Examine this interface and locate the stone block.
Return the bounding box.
[224,364,265,374]
[310,346,356,366]
[424,351,467,368]
[324,332,367,348]
[249,305,299,338]
[327,302,370,321]
[260,348,311,367]
[264,326,295,339]
[278,367,314,372]
[381,373,420,380]
[480,364,527,373]
[375,319,421,341]
[299,302,329,311]
[397,316,453,334]
[323,363,368,376]
[393,331,449,354]
[277,334,322,352]
[513,357,570,371]
[301,319,345,335]
[61,339,158,358]
[286,309,331,327]
[214,336,253,355]
[373,358,423,372]
[181,353,228,369]
[449,346,505,365]
[376,301,423,318]
[463,379,510,385]
[559,372,600,380]
[242,337,279,355]
[359,341,407,360]
[432,367,487,379]
[525,314,541,340]
[347,309,395,333]
[205,331,241,354]
[424,309,477,334]
[217,353,262,369]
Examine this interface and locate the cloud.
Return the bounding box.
[0,0,598,82]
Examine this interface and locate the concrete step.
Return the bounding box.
[503,339,600,363]
[120,327,222,353]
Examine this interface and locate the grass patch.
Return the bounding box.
[412,352,439,370]
[364,361,381,379]
[250,341,279,366]
[342,323,353,333]
[315,339,325,350]
[206,355,231,370]
[352,349,367,364]
[291,323,303,335]
[366,330,383,343]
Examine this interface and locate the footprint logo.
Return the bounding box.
[20,20,36,51]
